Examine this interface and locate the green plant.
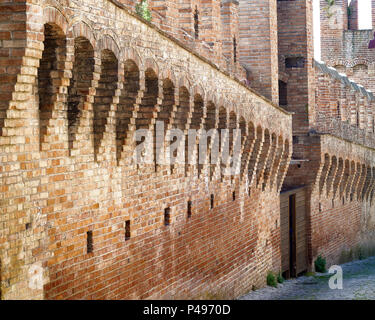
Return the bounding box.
[277,272,284,284]
[267,271,278,288]
[136,0,152,22]
[324,0,335,18]
[314,255,327,273]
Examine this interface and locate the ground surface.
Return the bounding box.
[239,256,375,300]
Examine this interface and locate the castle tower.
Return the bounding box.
[348,0,358,30]
[277,0,315,135]
[238,0,279,104]
[320,0,348,62]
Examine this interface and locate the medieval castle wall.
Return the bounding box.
[1,0,375,300]
[0,0,291,300]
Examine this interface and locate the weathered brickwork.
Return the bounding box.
[309,135,375,266]
[238,0,279,103]
[114,0,246,81]
[278,0,316,134]
[2,0,375,300]
[0,0,292,300]
[281,0,375,275]
[314,61,375,149]
[320,0,375,93]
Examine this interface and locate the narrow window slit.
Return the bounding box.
[194,6,199,39]
[87,231,93,253]
[125,220,131,241]
[164,208,171,226]
[187,201,192,219]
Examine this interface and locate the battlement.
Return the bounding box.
[1,0,375,300]
[0,0,292,300]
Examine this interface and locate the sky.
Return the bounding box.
[313,0,372,61]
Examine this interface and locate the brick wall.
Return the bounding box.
[320,0,348,62]
[313,61,375,148]
[308,135,375,267]
[238,0,279,103]
[278,0,315,134]
[116,0,245,81]
[0,0,292,299]
[320,0,375,94]
[348,0,358,30]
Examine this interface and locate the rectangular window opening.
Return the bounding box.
[125,220,131,241]
[164,208,171,226]
[285,57,305,68]
[87,230,93,254]
[187,201,192,219]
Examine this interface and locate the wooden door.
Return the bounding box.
[280,187,307,278]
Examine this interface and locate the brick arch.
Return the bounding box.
[353,64,368,71]
[333,64,346,73]
[248,125,263,188]
[136,67,158,131]
[190,93,205,176]
[43,6,69,35]
[269,135,284,190]
[326,156,338,197]
[177,76,192,99]
[362,166,373,201]
[174,86,191,130]
[98,35,121,61]
[67,36,95,154]
[159,68,177,87]
[357,164,367,200]
[240,120,255,180]
[116,59,141,163]
[236,116,247,177]
[68,20,97,49]
[191,93,204,131]
[350,162,362,201]
[144,58,160,79]
[204,101,218,179]
[327,58,371,68]
[347,59,370,68]
[227,111,238,179]
[256,128,271,187]
[276,139,291,192]
[238,116,247,147]
[123,47,143,71]
[319,153,331,195]
[333,157,345,198]
[205,91,220,108]
[158,77,176,126]
[215,106,228,181]
[345,160,356,199]
[37,22,68,150]
[153,77,176,170]
[236,100,250,123]
[192,84,205,99]
[93,49,119,160]
[340,159,350,199]
[262,132,277,190]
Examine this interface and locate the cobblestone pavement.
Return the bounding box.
[239,256,375,300]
